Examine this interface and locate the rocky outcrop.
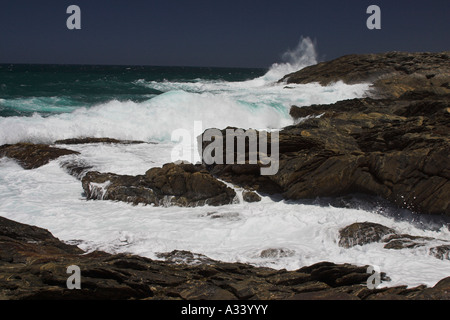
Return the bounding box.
[1,216,449,300]
[0,143,79,169]
[81,162,237,207]
[280,51,450,98]
[201,92,450,216]
[338,222,450,260]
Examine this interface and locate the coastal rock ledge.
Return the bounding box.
[1,216,449,300]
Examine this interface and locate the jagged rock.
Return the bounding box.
[0,143,79,169]
[201,92,450,216]
[280,51,450,98]
[1,216,449,300]
[81,162,236,207]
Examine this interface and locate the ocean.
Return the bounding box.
[0,39,449,288]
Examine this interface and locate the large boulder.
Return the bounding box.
[81,162,237,207]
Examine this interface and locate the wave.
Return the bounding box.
[0,81,369,145]
[0,37,370,145]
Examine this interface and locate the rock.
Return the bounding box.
[428,245,450,260]
[200,92,450,216]
[280,51,450,98]
[81,162,236,207]
[338,222,450,260]
[155,250,217,265]
[59,158,93,180]
[54,137,148,145]
[382,234,434,250]
[242,190,261,203]
[1,216,450,300]
[260,248,295,259]
[0,143,79,169]
[338,222,396,248]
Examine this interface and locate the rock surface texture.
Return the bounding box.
[281,51,450,98]
[0,143,79,169]
[203,53,450,216]
[1,51,449,300]
[1,217,449,300]
[81,162,237,207]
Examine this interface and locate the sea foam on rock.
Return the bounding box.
[2,216,449,300]
[81,162,237,207]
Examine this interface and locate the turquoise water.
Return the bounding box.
[0,64,266,117]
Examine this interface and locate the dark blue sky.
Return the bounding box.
[1,0,449,68]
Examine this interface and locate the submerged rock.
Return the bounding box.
[81,162,236,207]
[338,222,450,260]
[0,143,79,169]
[338,222,396,248]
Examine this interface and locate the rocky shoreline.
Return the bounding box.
[0,51,449,300]
[1,216,449,300]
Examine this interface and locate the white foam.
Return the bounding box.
[0,157,448,288]
[1,39,446,290]
[0,80,370,145]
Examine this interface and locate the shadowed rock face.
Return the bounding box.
[280,51,450,98]
[0,143,79,169]
[1,216,449,300]
[81,162,237,207]
[201,92,450,216]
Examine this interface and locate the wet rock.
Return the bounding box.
[0,143,79,169]
[428,245,450,260]
[155,250,217,265]
[59,158,93,180]
[280,51,450,98]
[1,216,449,300]
[242,190,261,203]
[338,222,450,260]
[382,234,434,250]
[260,248,295,259]
[201,92,450,216]
[54,137,148,145]
[339,222,396,248]
[81,163,236,207]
